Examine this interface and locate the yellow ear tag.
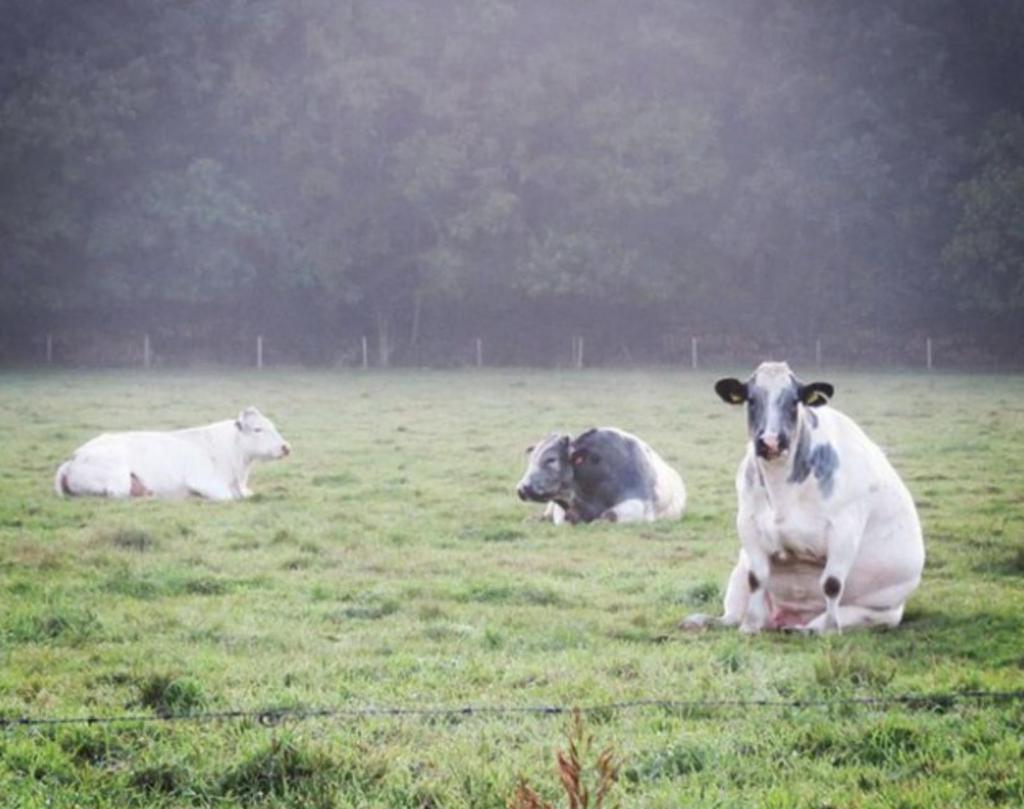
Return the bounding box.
[729,392,745,403]
[806,392,825,406]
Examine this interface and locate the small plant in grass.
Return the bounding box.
[105,528,157,552]
[508,710,620,809]
[217,737,339,804]
[681,580,719,606]
[814,643,896,690]
[137,674,206,717]
[130,763,191,795]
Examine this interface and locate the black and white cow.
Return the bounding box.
[517,427,686,524]
[682,362,924,633]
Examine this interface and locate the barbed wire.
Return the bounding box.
[2,689,1022,732]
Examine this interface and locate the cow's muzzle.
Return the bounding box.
[755,434,787,461]
[518,484,545,502]
[280,443,291,458]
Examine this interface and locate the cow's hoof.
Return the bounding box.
[678,614,712,632]
[738,623,762,635]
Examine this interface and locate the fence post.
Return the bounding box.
[475,337,483,368]
[361,336,369,370]
[691,337,699,371]
[143,334,151,369]
[256,335,264,370]
[576,336,585,369]
[45,333,53,365]
[815,339,822,369]
[926,337,933,371]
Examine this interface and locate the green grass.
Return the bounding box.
[0,368,1022,807]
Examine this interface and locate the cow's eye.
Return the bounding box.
[544,458,558,467]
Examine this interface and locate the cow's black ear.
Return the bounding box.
[715,378,748,405]
[234,419,243,431]
[800,382,834,407]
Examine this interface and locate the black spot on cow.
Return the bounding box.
[748,571,760,591]
[811,444,840,498]
[788,428,840,498]
[823,576,841,598]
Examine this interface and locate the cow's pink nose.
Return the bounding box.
[756,435,781,459]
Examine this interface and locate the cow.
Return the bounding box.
[517,427,686,524]
[682,362,924,634]
[54,406,290,501]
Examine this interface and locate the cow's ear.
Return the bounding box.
[799,382,834,407]
[234,419,243,431]
[571,448,599,466]
[715,378,748,405]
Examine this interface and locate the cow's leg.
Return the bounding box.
[737,516,772,634]
[536,502,565,524]
[820,507,869,633]
[806,573,919,633]
[63,456,132,498]
[238,468,254,498]
[186,474,238,502]
[602,498,650,524]
[801,604,904,634]
[679,553,748,631]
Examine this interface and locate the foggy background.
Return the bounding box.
[1,0,1022,368]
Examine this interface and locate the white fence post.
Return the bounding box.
[361,336,369,370]
[926,337,933,371]
[256,335,264,369]
[143,334,151,369]
[576,336,585,369]
[45,333,53,365]
[691,337,698,370]
[475,337,483,368]
[815,339,822,369]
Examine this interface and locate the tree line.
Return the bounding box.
[1,0,1022,366]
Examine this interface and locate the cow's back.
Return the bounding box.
[69,430,212,498]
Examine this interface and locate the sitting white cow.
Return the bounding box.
[683,362,924,633]
[54,406,290,501]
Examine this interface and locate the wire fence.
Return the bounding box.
[2,329,1021,371]
[3,689,1022,733]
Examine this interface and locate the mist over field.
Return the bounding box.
[1,1,1023,366]
[2,5,1024,805]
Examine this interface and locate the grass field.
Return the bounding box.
[0,368,1022,808]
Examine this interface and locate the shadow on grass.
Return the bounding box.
[889,607,1024,667]
[972,544,1024,577]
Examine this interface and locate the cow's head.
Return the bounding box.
[517,433,573,502]
[715,362,833,462]
[235,406,291,460]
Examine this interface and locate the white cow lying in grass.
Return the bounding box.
[683,362,924,634]
[54,407,290,501]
